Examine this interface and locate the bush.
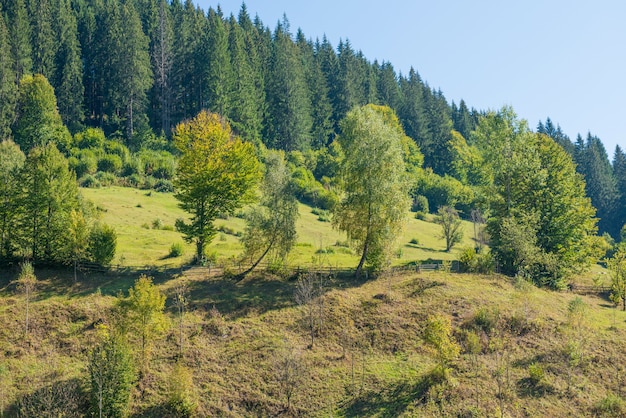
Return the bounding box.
[472,307,499,335]
[169,242,184,258]
[97,154,123,174]
[94,171,117,186]
[152,218,163,230]
[79,174,101,188]
[121,156,143,177]
[88,223,117,265]
[74,127,106,149]
[459,247,495,274]
[166,363,196,417]
[594,393,625,417]
[411,194,429,213]
[409,238,419,245]
[103,140,130,162]
[528,362,545,385]
[154,179,174,193]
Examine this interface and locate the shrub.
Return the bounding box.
[409,238,419,245]
[75,127,106,149]
[166,363,196,417]
[97,154,123,174]
[94,171,117,186]
[472,307,499,335]
[103,140,130,162]
[121,156,143,177]
[594,393,625,417]
[411,194,429,213]
[528,362,545,385]
[79,174,101,188]
[88,223,117,265]
[154,179,174,193]
[169,242,184,258]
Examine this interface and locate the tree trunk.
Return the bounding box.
[355,240,368,278]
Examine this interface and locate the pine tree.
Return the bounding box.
[54,0,84,132]
[376,61,400,110]
[613,146,626,237]
[29,0,57,80]
[265,17,312,151]
[451,99,474,141]
[423,88,454,175]
[227,15,262,143]
[0,8,17,140]
[398,68,429,149]
[576,134,620,238]
[206,6,231,116]
[150,0,174,135]
[7,0,32,82]
[334,39,366,120]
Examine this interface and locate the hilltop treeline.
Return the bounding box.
[0,0,625,239]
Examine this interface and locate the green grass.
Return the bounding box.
[81,186,478,269]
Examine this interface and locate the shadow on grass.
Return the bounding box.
[185,269,367,319]
[341,373,436,417]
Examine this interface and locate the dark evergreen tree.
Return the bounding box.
[54,0,84,132]
[537,117,574,155]
[376,61,400,110]
[334,39,366,120]
[0,8,16,140]
[29,0,57,80]
[398,68,429,149]
[264,17,312,151]
[7,0,32,82]
[316,35,339,130]
[206,6,231,116]
[451,99,474,140]
[150,0,174,135]
[575,133,620,237]
[613,146,626,237]
[423,88,454,175]
[227,14,262,143]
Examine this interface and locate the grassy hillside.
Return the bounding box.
[80,186,477,270]
[0,263,624,417]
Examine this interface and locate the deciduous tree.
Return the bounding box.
[173,110,261,262]
[333,104,410,276]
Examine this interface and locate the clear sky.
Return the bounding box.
[195,0,626,157]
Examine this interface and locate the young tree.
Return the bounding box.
[89,334,136,418]
[242,150,298,274]
[0,140,25,260]
[67,209,90,282]
[436,206,463,252]
[609,249,626,310]
[333,104,410,277]
[117,275,168,374]
[13,74,72,153]
[14,261,37,338]
[88,223,117,266]
[173,110,261,262]
[423,313,460,380]
[294,272,324,348]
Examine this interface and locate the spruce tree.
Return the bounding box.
[613,146,626,237]
[265,17,312,151]
[8,0,32,82]
[54,0,84,132]
[29,0,57,80]
[398,68,429,149]
[0,9,16,140]
[376,61,401,110]
[206,6,231,117]
[150,0,173,135]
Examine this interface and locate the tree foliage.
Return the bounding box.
[173,110,261,262]
[242,150,298,273]
[436,206,463,252]
[333,104,410,276]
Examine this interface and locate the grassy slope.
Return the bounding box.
[80,186,477,269]
[0,265,624,417]
[1,186,620,417]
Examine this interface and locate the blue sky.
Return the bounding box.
[195,0,626,157]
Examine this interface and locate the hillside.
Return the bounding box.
[0,260,624,416]
[79,186,477,270]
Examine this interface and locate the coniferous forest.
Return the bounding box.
[3,0,626,416]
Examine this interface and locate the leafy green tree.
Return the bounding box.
[18,142,79,262]
[67,209,90,282]
[173,110,261,262]
[475,108,601,287]
[13,74,72,153]
[117,275,168,373]
[609,249,626,310]
[0,9,16,140]
[89,334,136,418]
[0,140,25,259]
[436,205,463,252]
[423,313,460,379]
[14,261,37,338]
[88,223,117,265]
[334,104,410,276]
[242,150,299,274]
